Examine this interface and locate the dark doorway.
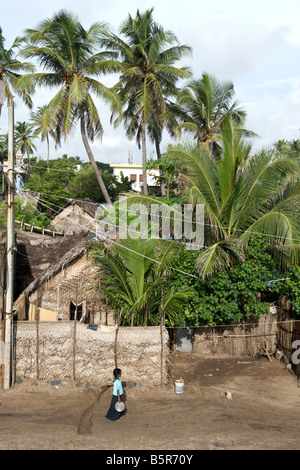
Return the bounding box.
[70,302,82,321]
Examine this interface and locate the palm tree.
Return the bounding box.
[18,10,123,204]
[0,27,34,114]
[102,8,192,194]
[122,118,299,278]
[172,72,254,157]
[14,121,38,166]
[0,131,8,162]
[91,237,193,326]
[30,105,60,171]
[167,118,300,277]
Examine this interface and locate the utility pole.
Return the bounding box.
[4,96,15,389]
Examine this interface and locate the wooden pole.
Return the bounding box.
[4,97,15,390]
[114,309,122,368]
[36,308,40,379]
[160,288,164,388]
[99,278,102,325]
[73,284,78,381]
[56,286,60,321]
[145,299,148,327]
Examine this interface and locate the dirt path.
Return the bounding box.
[0,353,299,450]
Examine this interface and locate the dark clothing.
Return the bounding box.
[105,394,126,421]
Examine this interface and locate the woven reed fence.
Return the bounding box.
[192,312,279,357]
[12,321,169,388]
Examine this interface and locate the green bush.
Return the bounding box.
[0,198,51,229]
[169,237,299,326]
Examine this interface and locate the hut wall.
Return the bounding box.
[192,311,278,357]
[50,205,95,235]
[27,254,114,324]
[276,296,297,362]
[13,322,168,387]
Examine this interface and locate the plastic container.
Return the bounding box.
[175,379,184,394]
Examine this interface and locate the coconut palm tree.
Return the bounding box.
[91,237,193,326]
[172,72,255,157]
[0,27,34,114]
[122,118,299,278]
[30,105,61,171]
[18,10,123,204]
[0,131,8,162]
[168,118,300,277]
[14,121,38,167]
[102,8,192,194]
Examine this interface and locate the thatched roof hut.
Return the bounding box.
[15,234,114,325]
[16,230,88,298]
[50,200,107,235]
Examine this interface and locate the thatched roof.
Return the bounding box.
[15,229,99,302]
[16,230,88,280]
[50,199,105,220]
[18,237,89,300]
[16,229,111,303]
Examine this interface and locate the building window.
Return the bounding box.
[139,174,143,183]
[130,174,137,181]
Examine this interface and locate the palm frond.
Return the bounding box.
[196,238,244,279]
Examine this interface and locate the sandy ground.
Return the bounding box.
[0,352,299,451]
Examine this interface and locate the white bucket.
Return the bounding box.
[175,380,184,394]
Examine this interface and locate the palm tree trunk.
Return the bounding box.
[141,120,148,195]
[47,135,49,172]
[80,116,112,205]
[155,136,166,196]
[166,182,170,200]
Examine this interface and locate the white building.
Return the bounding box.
[2,153,28,192]
[110,163,160,192]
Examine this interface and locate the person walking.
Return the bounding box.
[105,368,126,422]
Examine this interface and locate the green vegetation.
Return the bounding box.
[0,8,299,326]
[23,155,133,211]
[100,8,191,195]
[18,10,124,205]
[91,237,193,326]
[0,197,50,230]
[168,237,299,326]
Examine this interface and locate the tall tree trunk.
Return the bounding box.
[80,116,112,205]
[155,136,161,160]
[141,119,148,195]
[46,135,49,172]
[155,136,166,196]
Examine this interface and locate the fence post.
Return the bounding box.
[160,288,164,388]
[99,279,102,325]
[36,309,40,380]
[114,309,122,368]
[72,285,78,381]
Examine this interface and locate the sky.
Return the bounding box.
[1,0,300,165]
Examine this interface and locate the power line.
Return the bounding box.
[24,194,200,279]
[21,193,295,286]
[14,195,299,333]
[22,189,300,243]
[165,318,300,329]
